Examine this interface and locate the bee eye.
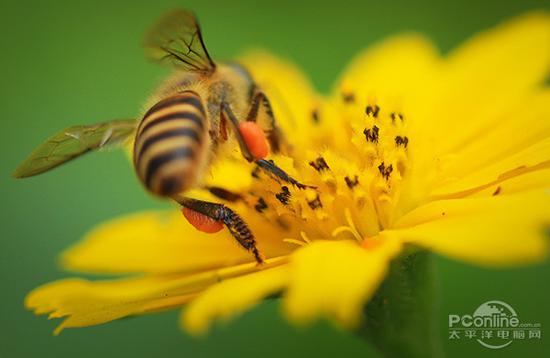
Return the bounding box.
[239,121,269,160]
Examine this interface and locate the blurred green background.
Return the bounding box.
[1,0,549,357]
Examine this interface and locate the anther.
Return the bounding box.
[311,108,320,123]
[395,135,409,148]
[342,92,355,103]
[390,112,404,122]
[378,162,393,180]
[363,125,379,143]
[307,193,323,209]
[254,197,268,213]
[366,105,380,118]
[309,156,330,172]
[275,186,291,205]
[344,175,359,189]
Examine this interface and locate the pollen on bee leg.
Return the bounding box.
[238,121,269,160]
[181,207,224,233]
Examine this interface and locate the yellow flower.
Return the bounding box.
[26,12,550,336]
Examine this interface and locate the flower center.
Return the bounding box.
[241,95,411,247]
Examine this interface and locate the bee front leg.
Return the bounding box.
[175,196,264,264]
[221,102,310,190]
[245,90,285,153]
[221,102,255,162]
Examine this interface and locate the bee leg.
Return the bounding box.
[245,90,284,153]
[254,159,313,189]
[221,102,255,162]
[206,186,242,202]
[175,196,264,264]
[221,102,311,190]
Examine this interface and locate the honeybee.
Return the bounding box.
[13,9,308,264]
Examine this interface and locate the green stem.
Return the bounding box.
[356,250,442,358]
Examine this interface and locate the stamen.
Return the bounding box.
[275,186,291,205]
[363,125,379,143]
[378,162,393,180]
[283,238,307,247]
[307,193,323,209]
[390,112,404,123]
[254,197,268,213]
[300,231,312,243]
[342,92,355,103]
[365,105,380,118]
[331,208,362,242]
[395,135,409,148]
[283,231,311,247]
[311,108,320,123]
[344,208,362,241]
[309,156,330,172]
[344,175,359,189]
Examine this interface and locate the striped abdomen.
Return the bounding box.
[134,91,208,196]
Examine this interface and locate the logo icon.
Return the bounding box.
[448,300,541,349]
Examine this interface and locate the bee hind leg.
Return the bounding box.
[175,196,264,264]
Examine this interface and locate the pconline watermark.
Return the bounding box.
[448,300,542,349]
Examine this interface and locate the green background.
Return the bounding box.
[1,0,549,357]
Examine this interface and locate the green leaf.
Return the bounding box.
[356,250,442,358]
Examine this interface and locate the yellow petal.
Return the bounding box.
[429,90,550,198]
[389,191,550,266]
[26,257,288,334]
[62,210,291,275]
[422,12,550,154]
[399,14,550,209]
[466,169,550,198]
[25,276,195,335]
[335,34,440,105]
[447,12,550,93]
[431,143,550,199]
[283,240,401,328]
[182,265,289,335]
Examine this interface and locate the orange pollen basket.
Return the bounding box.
[181,207,224,233]
[238,121,269,160]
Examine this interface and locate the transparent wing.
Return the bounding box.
[143,9,216,73]
[13,119,137,178]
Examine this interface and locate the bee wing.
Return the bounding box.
[13,119,137,178]
[143,9,216,73]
